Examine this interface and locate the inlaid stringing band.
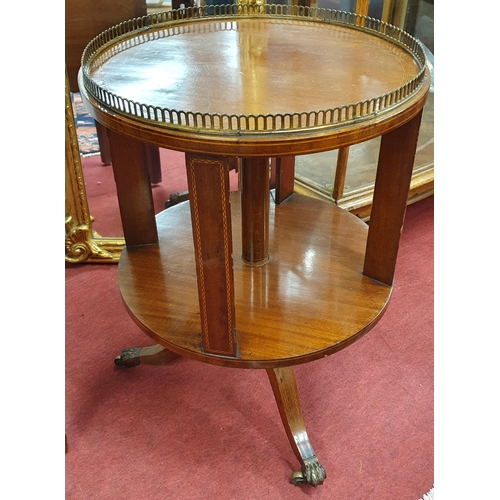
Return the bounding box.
[187,157,235,355]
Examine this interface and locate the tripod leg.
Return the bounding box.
[267,366,326,486]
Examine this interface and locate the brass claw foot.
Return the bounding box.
[114,348,141,368]
[114,345,181,368]
[267,367,326,487]
[291,457,326,487]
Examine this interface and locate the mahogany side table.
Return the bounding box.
[79,4,430,486]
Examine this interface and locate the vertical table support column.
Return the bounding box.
[106,129,158,248]
[332,146,349,202]
[240,157,270,265]
[273,155,295,205]
[363,110,424,286]
[185,153,238,357]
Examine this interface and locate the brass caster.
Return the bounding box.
[291,471,308,486]
[291,457,326,487]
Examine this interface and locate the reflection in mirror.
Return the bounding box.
[294,0,434,219]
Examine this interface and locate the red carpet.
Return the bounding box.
[66,162,433,498]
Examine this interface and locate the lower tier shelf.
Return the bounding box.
[118,192,392,368]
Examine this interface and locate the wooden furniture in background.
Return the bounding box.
[65,0,145,92]
[78,5,430,485]
[65,0,161,182]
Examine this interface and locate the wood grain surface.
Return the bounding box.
[118,192,391,368]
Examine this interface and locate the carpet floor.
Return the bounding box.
[65,192,434,499]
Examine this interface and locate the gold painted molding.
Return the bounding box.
[65,70,124,264]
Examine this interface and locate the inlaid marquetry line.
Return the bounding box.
[187,157,236,356]
[219,165,235,351]
[186,159,210,351]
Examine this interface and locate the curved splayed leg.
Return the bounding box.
[267,366,326,487]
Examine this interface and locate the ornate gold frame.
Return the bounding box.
[65,71,124,263]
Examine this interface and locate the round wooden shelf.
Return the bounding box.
[118,192,391,368]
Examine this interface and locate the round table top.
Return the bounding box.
[80,5,430,155]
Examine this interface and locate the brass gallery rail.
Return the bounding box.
[81,3,428,134]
